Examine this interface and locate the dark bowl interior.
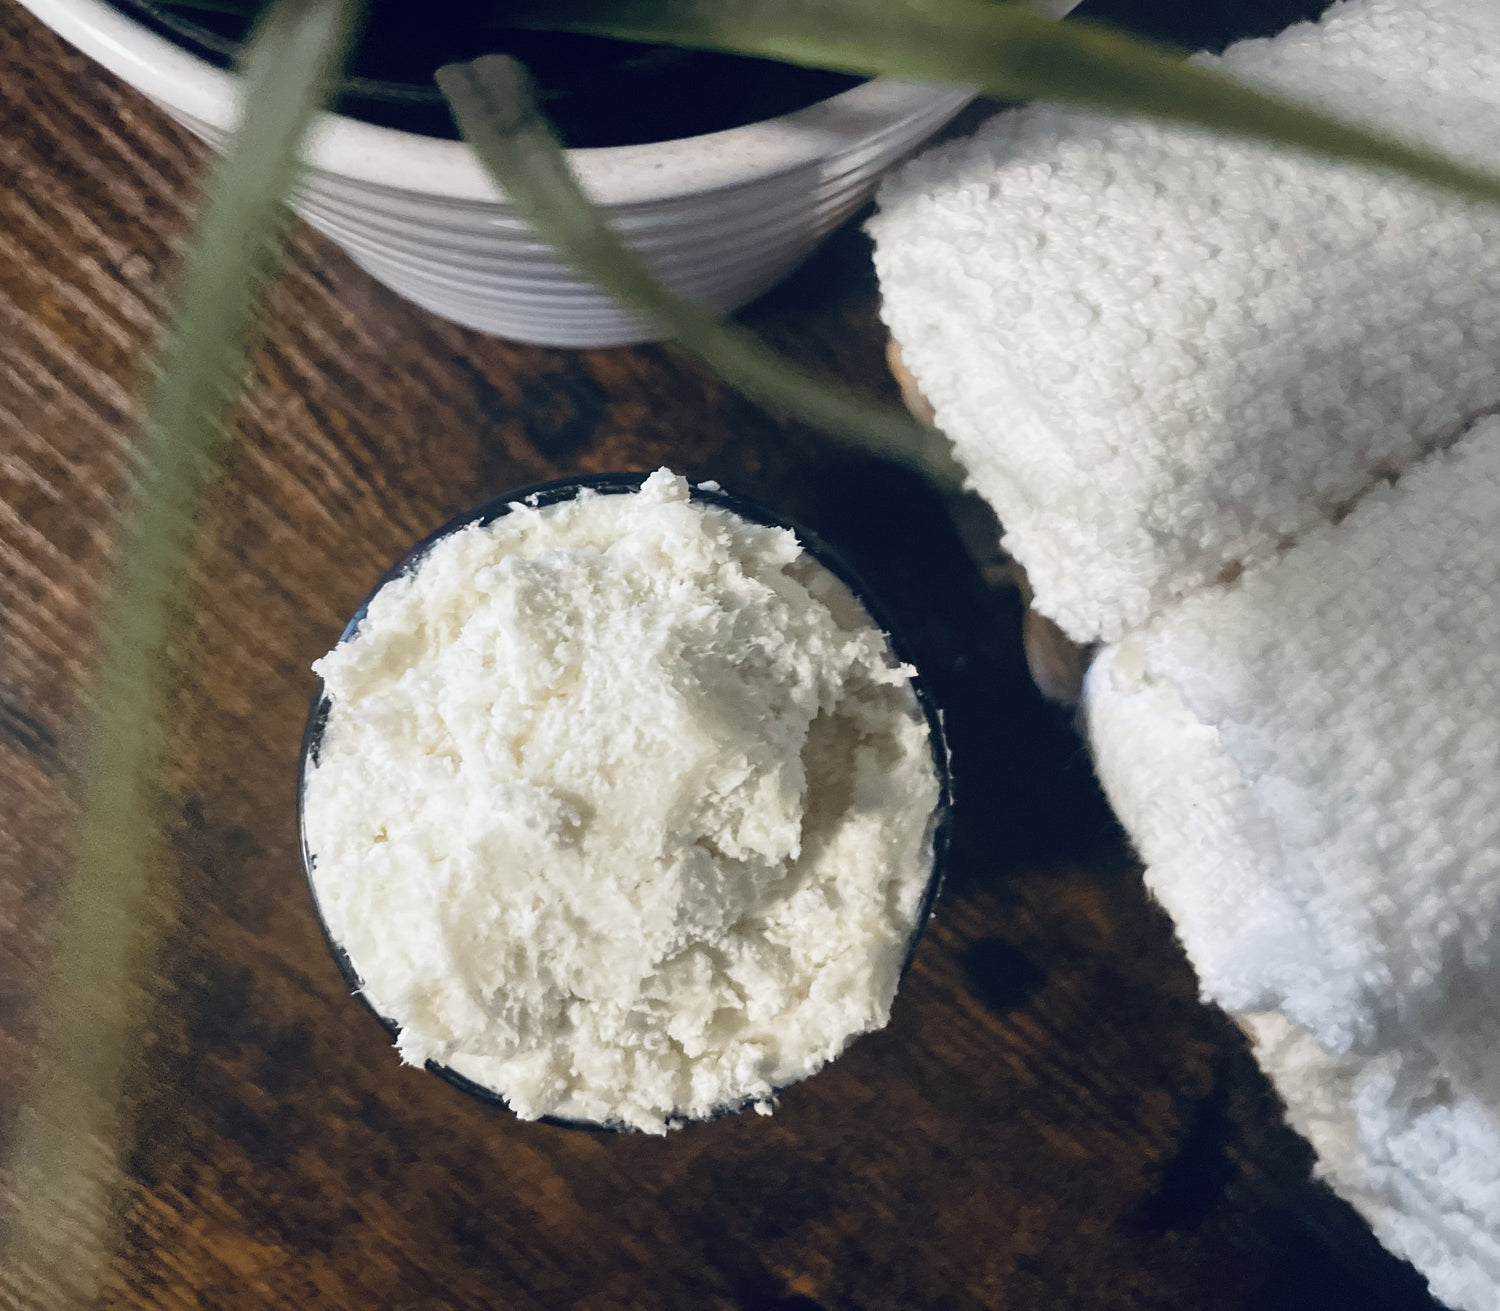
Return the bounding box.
[297,471,954,1132]
[107,0,862,146]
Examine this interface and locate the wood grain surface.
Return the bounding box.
[0,0,1446,1307]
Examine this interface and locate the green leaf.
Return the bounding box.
[505,0,1500,209]
[437,55,961,490]
[3,0,357,1294]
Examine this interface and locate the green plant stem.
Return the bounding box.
[506,0,1500,209]
[1,0,355,1299]
[437,56,961,491]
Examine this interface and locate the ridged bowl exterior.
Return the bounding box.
[19,0,971,347]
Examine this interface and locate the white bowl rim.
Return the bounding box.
[18,0,974,205]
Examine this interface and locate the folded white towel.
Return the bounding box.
[1087,422,1500,1311]
[871,0,1500,644]
[1243,1010,1500,1311]
[872,2,1500,1306]
[1089,424,1500,1059]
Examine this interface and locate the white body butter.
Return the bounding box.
[302,470,942,1132]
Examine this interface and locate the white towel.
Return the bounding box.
[870,1,1500,1306]
[870,0,1500,643]
[1088,423,1500,1310]
[1089,426,1500,1058]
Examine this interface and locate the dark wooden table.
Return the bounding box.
[0,1,1446,1306]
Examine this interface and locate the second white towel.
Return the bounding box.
[872,0,1500,643]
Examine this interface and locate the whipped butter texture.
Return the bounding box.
[302,469,940,1132]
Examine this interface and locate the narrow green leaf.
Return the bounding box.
[3,0,356,1296]
[505,0,1500,209]
[437,56,960,490]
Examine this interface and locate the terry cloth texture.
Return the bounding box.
[1086,423,1500,1311]
[1091,421,1500,1311]
[1088,425,1500,1062]
[872,1,1500,1306]
[870,0,1500,644]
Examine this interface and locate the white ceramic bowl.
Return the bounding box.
[19,0,974,346]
